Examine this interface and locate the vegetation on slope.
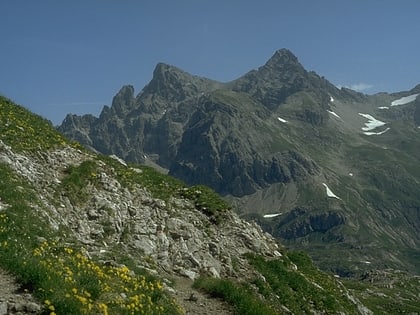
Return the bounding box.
[0,96,182,314]
[0,96,81,152]
[0,162,181,314]
[100,155,231,224]
[343,271,420,314]
[1,95,419,314]
[194,252,362,315]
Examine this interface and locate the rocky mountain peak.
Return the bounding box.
[110,85,136,118]
[143,62,220,102]
[152,62,185,81]
[263,48,301,70]
[230,48,309,109]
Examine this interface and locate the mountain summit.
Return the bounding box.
[14,95,415,314]
[58,49,420,277]
[231,48,331,109]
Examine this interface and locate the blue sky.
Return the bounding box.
[1,0,419,125]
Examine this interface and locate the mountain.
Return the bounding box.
[3,95,403,314]
[58,49,420,278]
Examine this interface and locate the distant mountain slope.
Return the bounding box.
[1,95,392,314]
[58,49,420,276]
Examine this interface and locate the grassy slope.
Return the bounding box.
[1,95,419,314]
[0,96,183,315]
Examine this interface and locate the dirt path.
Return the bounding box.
[0,269,41,314]
[0,269,234,315]
[171,276,235,315]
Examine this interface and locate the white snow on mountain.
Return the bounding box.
[277,117,288,123]
[330,96,334,102]
[322,183,341,200]
[358,113,386,131]
[327,110,341,119]
[263,213,282,218]
[391,93,419,106]
[363,127,390,136]
[378,106,389,110]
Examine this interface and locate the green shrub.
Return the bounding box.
[59,160,99,203]
[0,162,182,315]
[193,277,278,315]
[247,253,359,314]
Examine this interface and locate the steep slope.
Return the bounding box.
[57,49,420,277]
[1,96,390,314]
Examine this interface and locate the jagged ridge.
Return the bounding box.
[0,95,385,314]
[56,49,420,279]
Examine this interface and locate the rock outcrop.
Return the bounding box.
[0,140,281,280]
[57,49,420,277]
[58,49,330,194]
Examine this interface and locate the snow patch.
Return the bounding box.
[363,127,390,136]
[277,117,288,123]
[330,96,334,102]
[358,113,386,131]
[263,213,282,218]
[378,106,389,109]
[322,183,341,200]
[391,93,419,106]
[349,173,353,177]
[327,110,341,119]
[360,260,371,264]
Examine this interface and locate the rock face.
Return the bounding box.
[0,140,280,280]
[58,49,330,195]
[1,96,381,315]
[57,49,420,276]
[261,207,346,240]
[0,269,42,315]
[231,49,333,113]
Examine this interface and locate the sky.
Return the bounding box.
[1,0,419,125]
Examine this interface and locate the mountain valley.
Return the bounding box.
[0,48,419,314]
[59,49,420,277]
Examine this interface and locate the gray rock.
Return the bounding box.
[25,302,41,313]
[0,302,7,315]
[179,268,198,280]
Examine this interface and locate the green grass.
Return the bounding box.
[193,277,278,315]
[247,252,359,314]
[210,89,258,113]
[342,273,420,314]
[194,252,361,314]
[0,97,183,314]
[59,160,100,204]
[0,95,82,152]
[100,155,231,224]
[0,162,182,315]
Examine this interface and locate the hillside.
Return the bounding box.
[3,96,405,314]
[58,49,420,278]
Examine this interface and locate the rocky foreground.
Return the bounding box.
[0,139,282,281]
[3,96,419,313]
